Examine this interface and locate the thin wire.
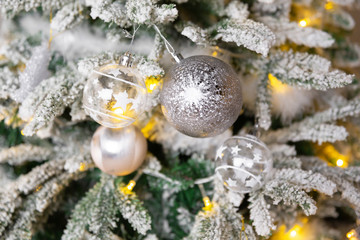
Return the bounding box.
[194,175,216,185]
[129,24,141,52]
[197,184,207,199]
[152,24,178,58]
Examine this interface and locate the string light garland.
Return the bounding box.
[268,73,289,94]
[197,183,213,212]
[145,75,162,93]
[119,171,143,195]
[298,19,308,27]
[347,228,359,240]
[324,1,335,11]
[315,143,350,168]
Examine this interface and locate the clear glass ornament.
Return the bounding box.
[215,134,273,193]
[83,53,147,128]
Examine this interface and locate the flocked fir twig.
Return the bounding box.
[0,0,360,239]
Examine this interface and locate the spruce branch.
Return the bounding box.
[16,159,65,195]
[0,191,20,236]
[326,9,355,30]
[0,36,34,65]
[115,182,152,235]
[86,0,131,27]
[125,0,177,25]
[301,157,360,212]
[77,52,119,76]
[268,144,297,157]
[273,169,336,195]
[0,144,53,165]
[0,0,72,18]
[214,19,275,56]
[260,17,334,48]
[256,74,272,130]
[223,1,249,22]
[88,175,119,239]
[262,97,360,144]
[264,181,317,216]
[272,156,302,169]
[303,97,360,125]
[186,206,223,240]
[187,204,256,240]
[268,50,354,90]
[0,158,67,236]
[21,66,86,136]
[251,0,291,19]
[264,123,348,144]
[249,193,275,236]
[51,2,85,32]
[18,70,66,121]
[326,41,360,68]
[62,177,103,240]
[0,67,19,100]
[181,24,212,46]
[4,172,75,240]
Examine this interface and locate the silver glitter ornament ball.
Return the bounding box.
[215,134,273,193]
[91,125,147,176]
[160,55,242,138]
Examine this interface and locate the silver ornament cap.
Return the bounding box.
[91,125,147,176]
[160,55,242,138]
[215,134,273,193]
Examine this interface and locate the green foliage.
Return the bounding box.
[0,120,23,147]
[62,174,119,240]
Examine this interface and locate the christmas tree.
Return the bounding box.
[0,0,360,239]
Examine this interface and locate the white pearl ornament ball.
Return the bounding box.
[90,125,147,176]
[215,134,273,193]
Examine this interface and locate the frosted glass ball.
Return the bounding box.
[160,55,242,138]
[215,134,273,193]
[91,125,147,176]
[83,63,147,128]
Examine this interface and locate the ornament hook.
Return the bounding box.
[152,25,183,63]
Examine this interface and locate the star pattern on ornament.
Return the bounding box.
[253,153,262,161]
[233,157,254,168]
[226,178,237,187]
[231,146,241,155]
[108,68,121,77]
[113,91,133,111]
[93,78,99,84]
[87,97,93,104]
[245,176,258,188]
[216,146,227,159]
[246,143,253,149]
[98,89,113,100]
[130,95,141,111]
[108,82,115,88]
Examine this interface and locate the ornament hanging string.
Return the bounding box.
[249,115,261,138]
[48,8,53,49]
[152,25,183,63]
[48,8,66,49]
[129,24,141,52]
